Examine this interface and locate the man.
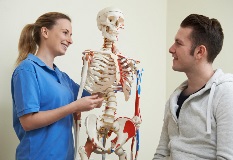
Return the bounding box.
[153,14,233,160]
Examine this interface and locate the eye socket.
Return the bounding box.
[108,16,115,23]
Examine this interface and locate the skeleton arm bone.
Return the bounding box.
[74,51,92,159]
[77,56,89,99]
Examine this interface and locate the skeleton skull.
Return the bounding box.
[97,7,124,42]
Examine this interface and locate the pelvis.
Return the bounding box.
[78,114,137,159]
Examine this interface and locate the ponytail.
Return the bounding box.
[15,12,71,67]
[15,24,37,67]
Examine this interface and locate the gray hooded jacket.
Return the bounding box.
[153,69,233,160]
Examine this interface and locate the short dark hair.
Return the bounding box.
[181,14,224,63]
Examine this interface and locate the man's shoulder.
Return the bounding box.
[215,73,233,85]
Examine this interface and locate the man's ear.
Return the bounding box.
[195,45,207,60]
[41,27,49,38]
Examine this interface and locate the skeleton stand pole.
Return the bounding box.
[102,135,106,160]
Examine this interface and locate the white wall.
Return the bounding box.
[166,0,233,98]
[0,0,167,160]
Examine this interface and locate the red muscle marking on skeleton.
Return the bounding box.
[135,90,140,117]
[107,130,113,138]
[116,54,124,80]
[123,120,136,141]
[113,119,136,151]
[73,112,81,127]
[111,137,118,145]
[131,136,135,152]
[84,138,97,158]
[117,57,124,87]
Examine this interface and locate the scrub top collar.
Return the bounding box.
[27,53,58,71]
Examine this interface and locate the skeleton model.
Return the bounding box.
[74,7,143,160]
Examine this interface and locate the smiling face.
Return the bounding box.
[45,19,73,56]
[169,27,196,73]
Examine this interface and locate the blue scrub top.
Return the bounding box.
[11,54,90,160]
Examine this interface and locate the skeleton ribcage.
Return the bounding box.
[84,52,117,93]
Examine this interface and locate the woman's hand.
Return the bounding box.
[19,95,104,131]
[91,92,104,108]
[74,94,104,112]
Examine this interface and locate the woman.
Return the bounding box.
[11,12,103,160]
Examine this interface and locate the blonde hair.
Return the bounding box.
[16,12,71,66]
